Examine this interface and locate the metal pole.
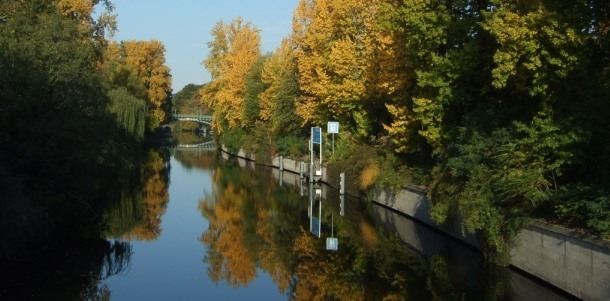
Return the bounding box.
[332,133,335,158]
[319,131,323,179]
[331,213,334,237]
[309,139,314,182]
[318,197,322,238]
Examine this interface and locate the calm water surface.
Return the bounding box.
[1,147,578,300]
[97,149,576,301]
[104,152,285,300]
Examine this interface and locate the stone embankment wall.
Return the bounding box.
[223,147,610,301]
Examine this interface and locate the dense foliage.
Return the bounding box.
[173,83,207,114]
[202,0,610,263]
[0,0,172,265]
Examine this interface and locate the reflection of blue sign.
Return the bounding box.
[326,237,338,251]
[312,127,322,144]
[327,122,339,134]
[311,216,320,237]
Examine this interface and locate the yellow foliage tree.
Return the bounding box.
[122,40,172,131]
[202,17,261,132]
[259,40,289,122]
[292,0,411,139]
[55,0,116,40]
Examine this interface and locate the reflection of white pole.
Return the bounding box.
[318,199,322,238]
[309,138,314,182]
[339,172,345,194]
[331,213,334,237]
[309,183,313,232]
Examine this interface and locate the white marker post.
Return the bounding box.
[311,127,323,181]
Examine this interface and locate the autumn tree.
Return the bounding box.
[292,0,410,139]
[55,0,116,49]
[202,17,261,132]
[122,40,173,131]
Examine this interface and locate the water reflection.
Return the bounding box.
[198,158,427,300]
[0,239,132,300]
[0,149,172,300]
[104,149,171,241]
[5,146,576,300]
[198,157,577,301]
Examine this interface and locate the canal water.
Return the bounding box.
[2,147,579,300]
[101,149,577,301]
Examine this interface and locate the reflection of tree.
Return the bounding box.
[199,159,519,300]
[256,208,293,293]
[174,149,216,170]
[175,121,208,145]
[102,149,170,240]
[199,162,300,291]
[292,227,365,301]
[0,239,131,300]
[199,176,257,287]
[127,149,170,241]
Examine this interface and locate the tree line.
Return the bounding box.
[0,0,172,261]
[201,0,609,263]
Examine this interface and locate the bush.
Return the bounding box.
[222,127,246,154]
[554,184,610,238]
[326,133,411,196]
[275,135,307,158]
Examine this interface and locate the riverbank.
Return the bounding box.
[221,146,610,301]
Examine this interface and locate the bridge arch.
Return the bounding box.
[172,113,213,125]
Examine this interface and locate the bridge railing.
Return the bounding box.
[173,113,213,124]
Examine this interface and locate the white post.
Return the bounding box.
[319,133,323,179]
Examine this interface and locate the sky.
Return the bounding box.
[102,0,300,93]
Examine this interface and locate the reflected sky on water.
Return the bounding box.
[104,152,285,300]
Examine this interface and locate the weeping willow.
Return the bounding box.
[108,87,147,140]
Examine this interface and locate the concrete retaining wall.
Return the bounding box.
[377,185,610,301]
[511,222,610,301]
[223,147,610,301]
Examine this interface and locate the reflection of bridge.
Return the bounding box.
[175,140,216,150]
[173,113,213,125]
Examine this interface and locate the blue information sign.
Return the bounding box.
[312,127,322,144]
[311,216,320,237]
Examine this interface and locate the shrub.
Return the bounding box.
[222,127,246,154]
[275,135,307,158]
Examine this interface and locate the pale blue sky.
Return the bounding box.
[104,0,300,92]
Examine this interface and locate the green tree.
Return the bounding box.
[243,55,269,130]
[108,87,147,140]
[173,83,207,114]
[0,0,129,238]
[260,39,303,138]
